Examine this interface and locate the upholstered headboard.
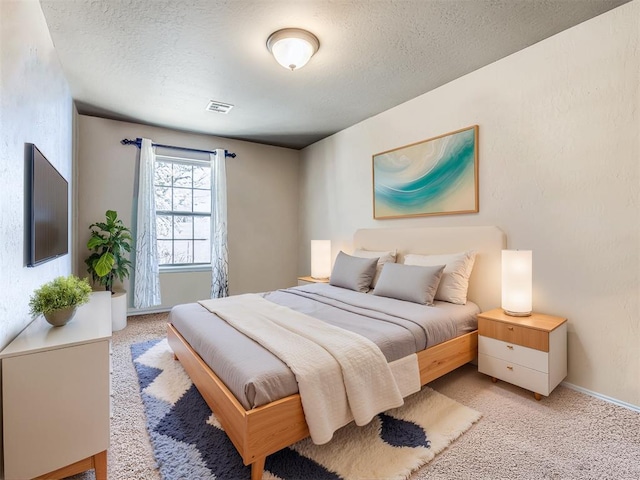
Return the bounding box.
[353,226,506,312]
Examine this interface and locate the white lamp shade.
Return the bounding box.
[311,240,331,279]
[501,250,532,316]
[267,28,319,71]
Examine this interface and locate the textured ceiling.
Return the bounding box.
[39,0,629,150]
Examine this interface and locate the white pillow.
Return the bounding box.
[403,251,477,305]
[353,248,397,288]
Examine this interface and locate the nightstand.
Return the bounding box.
[477,308,567,400]
[297,276,330,286]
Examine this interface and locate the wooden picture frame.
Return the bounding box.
[372,125,479,219]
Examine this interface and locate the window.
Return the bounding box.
[154,156,211,267]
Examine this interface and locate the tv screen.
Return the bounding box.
[26,143,69,266]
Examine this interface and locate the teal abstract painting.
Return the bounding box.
[373,126,478,219]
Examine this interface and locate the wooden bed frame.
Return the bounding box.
[168,323,477,480]
[167,226,505,479]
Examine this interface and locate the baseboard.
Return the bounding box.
[127,307,172,316]
[561,381,640,413]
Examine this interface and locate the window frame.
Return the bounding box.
[154,154,212,272]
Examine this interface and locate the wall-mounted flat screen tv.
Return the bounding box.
[26,143,69,266]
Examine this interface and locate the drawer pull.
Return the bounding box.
[507,326,514,331]
[507,366,514,370]
[507,345,514,350]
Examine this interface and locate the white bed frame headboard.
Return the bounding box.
[353,226,506,312]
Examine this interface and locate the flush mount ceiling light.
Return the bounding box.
[266,28,319,71]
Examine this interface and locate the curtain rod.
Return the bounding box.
[120,138,236,158]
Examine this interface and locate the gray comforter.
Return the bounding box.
[169,283,479,409]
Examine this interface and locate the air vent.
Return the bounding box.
[205,100,234,114]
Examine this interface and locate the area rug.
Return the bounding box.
[132,338,482,480]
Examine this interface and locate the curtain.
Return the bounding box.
[134,138,162,308]
[210,149,228,298]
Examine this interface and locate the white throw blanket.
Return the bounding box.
[199,294,406,444]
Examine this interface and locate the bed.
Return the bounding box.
[167,226,506,480]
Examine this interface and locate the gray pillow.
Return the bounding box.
[372,263,446,305]
[329,251,378,293]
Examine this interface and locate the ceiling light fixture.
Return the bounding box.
[266,28,319,71]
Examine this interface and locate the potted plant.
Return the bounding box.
[85,210,133,293]
[29,275,92,327]
[85,210,133,331]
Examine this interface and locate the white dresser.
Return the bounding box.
[478,308,567,400]
[1,291,112,480]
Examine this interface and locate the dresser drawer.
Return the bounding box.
[478,336,549,373]
[478,353,550,396]
[478,317,549,352]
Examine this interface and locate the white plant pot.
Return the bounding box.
[111,291,127,331]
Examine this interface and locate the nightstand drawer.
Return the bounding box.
[478,317,549,352]
[478,336,548,373]
[478,353,550,396]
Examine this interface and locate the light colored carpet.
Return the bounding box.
[71,313,640,480]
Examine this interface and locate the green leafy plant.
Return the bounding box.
[85,210,133,293]
[29,275,92,316]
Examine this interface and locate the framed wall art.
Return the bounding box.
[372,125,479,219]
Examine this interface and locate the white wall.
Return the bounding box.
[76,116,300,311]
[299,2,639,407]
[0,0,74,349]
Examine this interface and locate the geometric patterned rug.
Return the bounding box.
[132,338,482,480]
